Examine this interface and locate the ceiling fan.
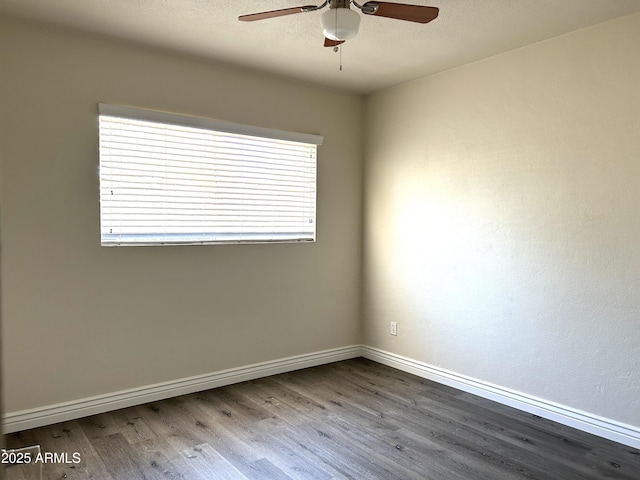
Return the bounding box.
[239,0,439,48]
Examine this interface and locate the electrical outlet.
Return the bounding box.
[390,321,397,336]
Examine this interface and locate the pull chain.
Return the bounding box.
[333,45,343,71]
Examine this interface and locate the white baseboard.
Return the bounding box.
[361,345,640,450]
[2,345,362,434]
[5,344,640,451]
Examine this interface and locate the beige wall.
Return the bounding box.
[363,13,640,427]
[0,17,363,412]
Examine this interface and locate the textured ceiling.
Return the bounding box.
[1,0,640,93]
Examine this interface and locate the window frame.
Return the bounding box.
[98,104,323,247]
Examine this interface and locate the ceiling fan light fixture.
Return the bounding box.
[321,8,360,41]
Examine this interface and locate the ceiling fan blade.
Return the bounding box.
[324,37,345,47]
[239,5,318,22]
[361,2,439,23]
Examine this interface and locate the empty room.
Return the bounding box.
[1,1,639,478]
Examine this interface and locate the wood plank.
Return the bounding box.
[174,441,249,480]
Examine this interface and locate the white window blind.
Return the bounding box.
[98,104,322,246]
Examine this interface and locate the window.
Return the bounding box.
[98,104,322,246]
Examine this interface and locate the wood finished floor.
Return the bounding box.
[4,358,640,480]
